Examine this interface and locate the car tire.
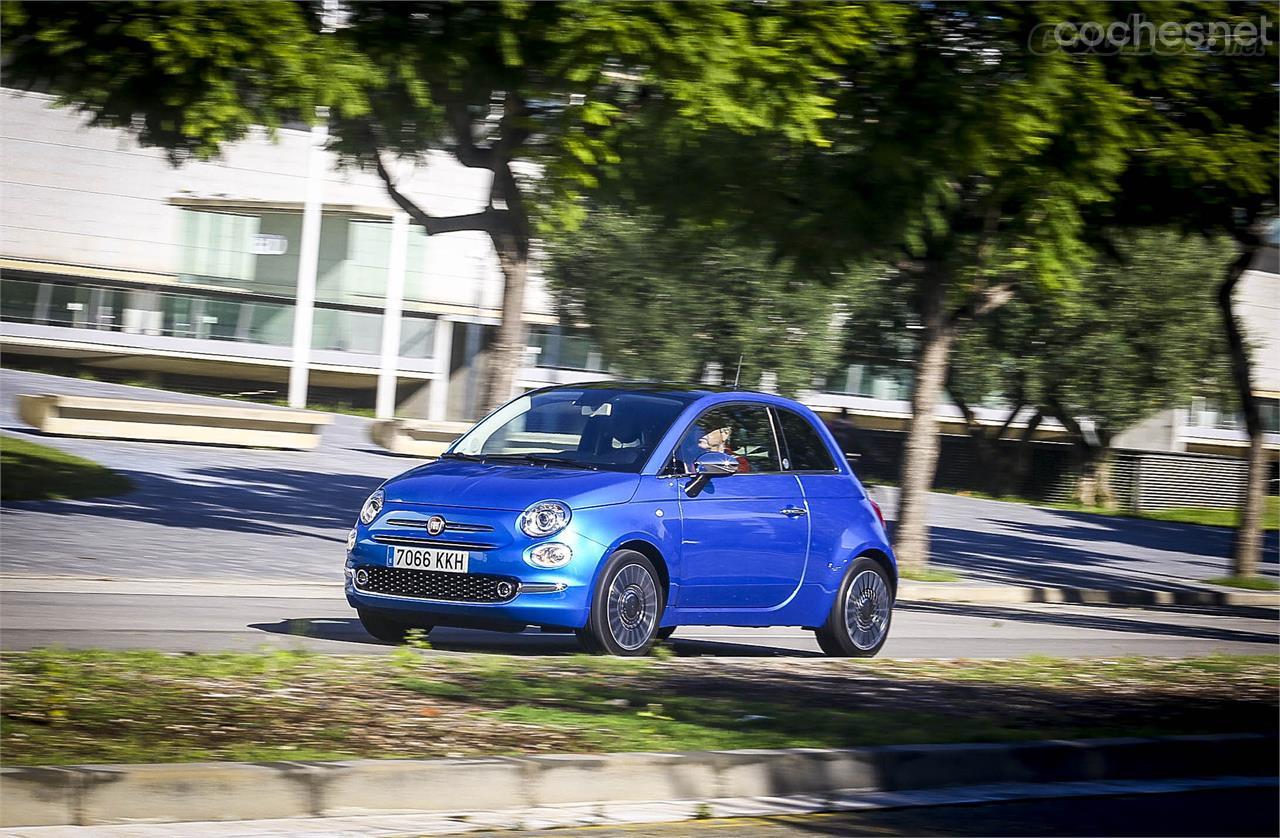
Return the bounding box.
[358,608,431,645]
[655,626,677,641]
[576,549,665,656]
[814,557,894,657]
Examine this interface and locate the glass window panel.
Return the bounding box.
[399,315,436,359]
[776,409,837,472]
[312,308,382,354]
[0,279,41,322]
[676,405,781,474]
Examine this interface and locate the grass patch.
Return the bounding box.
[1203,576,1280,592]
[1128,497,1280,530]
[0,435,133,501]
[1,650,1274,767]
[899,566,962,583]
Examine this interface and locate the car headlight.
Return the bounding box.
[346,528,357,552]
[526,542,573,569]
[519,500,571,538]
[359,489,384,525]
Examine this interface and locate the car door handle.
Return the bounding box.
[780,506,808,518]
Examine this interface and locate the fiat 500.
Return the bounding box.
[346,383,895,656]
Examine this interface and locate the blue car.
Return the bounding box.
[346,383,896,656]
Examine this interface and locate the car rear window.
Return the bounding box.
[777,409,838,472]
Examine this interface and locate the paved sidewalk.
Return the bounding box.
[2,368,1276,587]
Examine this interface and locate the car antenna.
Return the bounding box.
[732,355,743,389]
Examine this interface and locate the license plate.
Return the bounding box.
[391,546,470,574]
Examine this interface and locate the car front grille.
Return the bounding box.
[354,565,520,603]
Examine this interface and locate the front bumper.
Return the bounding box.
[344,508,600,630]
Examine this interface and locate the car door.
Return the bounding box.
[674,403,808,609]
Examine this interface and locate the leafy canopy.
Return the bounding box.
[1,1,894,231]
[545,208,847,395]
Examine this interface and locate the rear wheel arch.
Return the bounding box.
[857,548,898,597]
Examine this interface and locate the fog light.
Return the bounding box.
[496,581,515,599]
[346,528,357,552]
[526,542,572,569]
[354,568,369,586]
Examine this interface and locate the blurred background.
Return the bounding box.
[0,3,1277,834]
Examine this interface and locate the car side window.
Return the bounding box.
[674,405,781,474]
[776,409,838,472]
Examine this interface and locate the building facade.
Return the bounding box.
[1,90,602,421]
[2,88,1274,473]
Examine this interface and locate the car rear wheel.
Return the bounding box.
[814,557,893,657]
[358,608,432,645]
[576,549,664,656]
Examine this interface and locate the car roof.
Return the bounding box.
[536,379,803,407]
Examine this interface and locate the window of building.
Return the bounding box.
[179,210,258,283]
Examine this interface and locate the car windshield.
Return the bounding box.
[449,388,691,472]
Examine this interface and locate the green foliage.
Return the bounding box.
[1,1,882,232]
[947,230,1236,441]
[0,1,377,162]
[1204,575,1280,591]
[545,208,846,395]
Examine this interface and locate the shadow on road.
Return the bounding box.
[898,601,1280,646]
[3,466,383,542]
[928,521,1278,591]
[248,618,824,657]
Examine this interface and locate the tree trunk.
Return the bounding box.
[1217,245,1264,577]
[1011,409,1042,496]
[373,149,532,418]
[478,227,529,415]
[895,267,956,571]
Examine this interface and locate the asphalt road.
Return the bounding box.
[2,579,1275,657]
[2,368,1276,589]
[471,786,1280,838]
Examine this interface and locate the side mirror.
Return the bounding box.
[685,451,738,497]
[693,451,739,476]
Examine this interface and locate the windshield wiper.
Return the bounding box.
[521,454,599,471]
[438,452,486,461]
[471,453,599,471]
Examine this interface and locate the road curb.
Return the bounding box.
[2,734,1274,828]
[898,581,1280,607]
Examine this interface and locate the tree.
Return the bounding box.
[946,230,1236,502]
[613,3,1134,571]
[1086,3,1278,576]
[544,207,847,395]
[604,2,1274,573]
[1,0,881,413]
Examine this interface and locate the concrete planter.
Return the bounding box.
[2,734,1273,828]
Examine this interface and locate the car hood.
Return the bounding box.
[382,459,641,511]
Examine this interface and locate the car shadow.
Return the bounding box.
[248,618,824,657]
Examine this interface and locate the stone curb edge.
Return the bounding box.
[3,734,1275,828]
[4,575,1277,608]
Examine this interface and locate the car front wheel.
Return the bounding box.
[576,549,664,656]
[814,557,894,657]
